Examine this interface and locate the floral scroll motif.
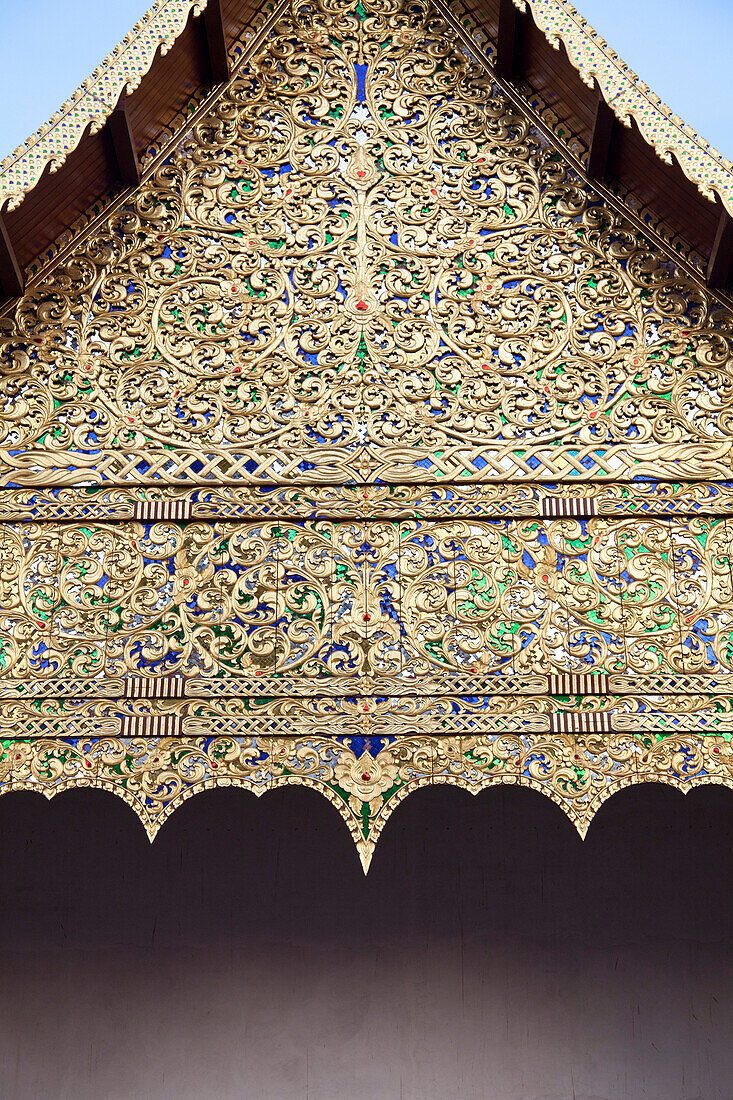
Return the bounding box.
[0,517,731,685]
[1,0,733,848]
[0,0,732,484]
[2,725,733,870]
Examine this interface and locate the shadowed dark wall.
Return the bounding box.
[0,780,731,1099]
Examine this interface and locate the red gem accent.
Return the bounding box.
[431,188,438,195]
[286,189,292,196]
[589,410,597,418]
[357,170,366,178]
[356,300,368,311]
[542,574,549,582]
[362,772,371,781]
[481,364,491,371]
[714,747,720,753]
[363,613,371,621]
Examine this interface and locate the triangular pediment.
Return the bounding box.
[0,0,731,486]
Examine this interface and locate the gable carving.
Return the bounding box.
[1,0,731,486]
[1,0,733,863]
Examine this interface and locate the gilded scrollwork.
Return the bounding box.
[0,517,731,684]
[1,0,733,854]
[0,0,732,485]
[2,727,733,869]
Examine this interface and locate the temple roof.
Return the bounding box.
[0,0,732,300]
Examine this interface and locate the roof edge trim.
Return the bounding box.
[0,0,208,213]
[519,0,733,216]
[0,0,732,220]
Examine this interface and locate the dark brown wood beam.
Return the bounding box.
[201,0,230,85]
[586,83,615,181]
[707,203,733,290]
[108,97,141,188]
[495,0,521,81]
[0,213,24,301]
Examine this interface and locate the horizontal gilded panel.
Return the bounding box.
[0,516,731,685]
[3,481,733,521]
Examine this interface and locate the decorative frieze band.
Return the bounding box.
[1,482,733,521]
[2,673,733,700]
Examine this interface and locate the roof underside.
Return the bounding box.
[0,0,732,301]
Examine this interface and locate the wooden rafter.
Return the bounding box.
[108,97,141,188]
[0,213,23,301]
[495,0,521,81]
[707,204,733,290]
[201,0,230,85]
[586,83,615,180]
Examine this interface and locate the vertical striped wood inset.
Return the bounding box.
[120,714,182,737]
[542,496,597,518]
[123,677,186,699]
[548,711,614,734]
[548,674,609,695]
[132,500,192,521]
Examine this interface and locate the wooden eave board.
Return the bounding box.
[0,0,730,286]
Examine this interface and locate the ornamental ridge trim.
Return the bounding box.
[510,0,733,214]
[0,0,207,213]
[1,0,732,219]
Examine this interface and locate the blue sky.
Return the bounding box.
[0,0,731,161]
